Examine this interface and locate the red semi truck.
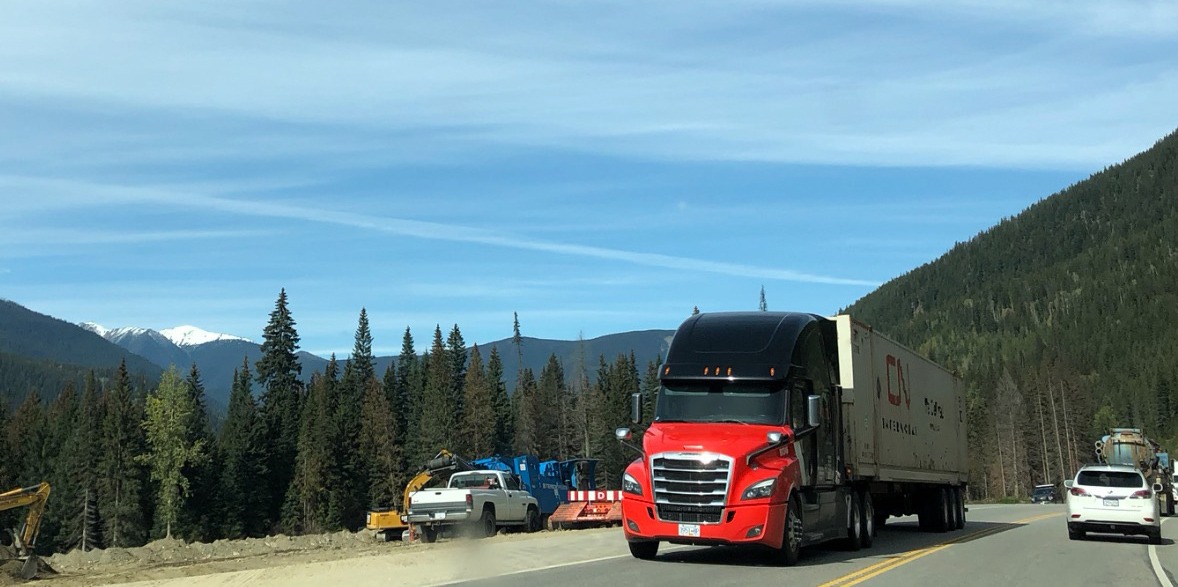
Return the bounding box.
[616,312,968,565]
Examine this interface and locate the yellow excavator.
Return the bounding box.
[366,451,472,541]
[0,482,53,580]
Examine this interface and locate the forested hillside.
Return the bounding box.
[849,129,1178,499]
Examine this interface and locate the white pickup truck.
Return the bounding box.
[406,470,542,542]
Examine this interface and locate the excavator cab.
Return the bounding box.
[0,482,54,580]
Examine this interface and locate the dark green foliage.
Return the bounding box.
[512,368,539,455]
[396,327,425,466]
[255,289,303,530]
[381,364,407,495]
[419,327,455,457]
[284,360,337,534]
[333,310,375,530]
[97,360,148,547]
[459,345,495,458]
[176,364,218,542]
[217,359,267,539]
[536,355,566,458]
[848,128,1178,496]
[359,376,400,509]
[487,347,513,455]
[447,324,467,423]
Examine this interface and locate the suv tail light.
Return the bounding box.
[1070,487,1089,497]
[466,494,473,507]
[1129,489,1151,499]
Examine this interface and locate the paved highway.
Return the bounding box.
[90,503,1175,587]
[442,504,1176,587]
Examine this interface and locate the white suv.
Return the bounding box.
[1066,464,1161,544]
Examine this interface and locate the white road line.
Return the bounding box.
[427,545,695,586]
[1150,518,1173,587]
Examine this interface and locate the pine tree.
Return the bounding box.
[397,327,424,465]
[512,368,538,454]
[140,366,207,539]
[447,324,468,430]
[255,289,304,529]
[178,364,218,542]
[334,310,376,531]
[98,360,147,547]
[419,327,455,455]
[359,377,400,509]
[536,355,566,458]
[56,372,104,551]
[487,347,513,455]
[41,383,79,553]
[458,345,495,458]
[759,286,768,311]
[381,364,407,493]
[284,361,337,534]
[217,359,267,539]
[8,389,48,487]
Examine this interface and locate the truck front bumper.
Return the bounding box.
[621,497,786,550]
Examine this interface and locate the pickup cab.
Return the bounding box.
[407,470,542,542]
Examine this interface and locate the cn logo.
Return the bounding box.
[885,355,911,409]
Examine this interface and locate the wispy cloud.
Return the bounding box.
[0,175,878,286]
[1,2,1174,171]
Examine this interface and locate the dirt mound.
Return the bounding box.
[45,529,387,575]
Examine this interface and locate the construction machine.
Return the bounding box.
[1095,428,1175,516]
[0,482,54,580]
[366,450,474,541]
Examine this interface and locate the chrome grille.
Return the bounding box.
[651,452,732,524]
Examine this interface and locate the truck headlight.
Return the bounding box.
[622,473,643,496]
[741,478,776,500]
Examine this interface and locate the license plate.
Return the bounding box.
[432,512,447,520]
[678,524,700,537]
[1102,498,1119,507]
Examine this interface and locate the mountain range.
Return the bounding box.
[0,298,673,411]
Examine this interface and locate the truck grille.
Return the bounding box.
[651,453,731,524]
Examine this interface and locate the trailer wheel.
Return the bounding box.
[842,492,862,551]
[860,491,875,548]
[954,488,966,530]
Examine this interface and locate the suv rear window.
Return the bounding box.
[1032,486,1054,496]
[1076,470,1144,488]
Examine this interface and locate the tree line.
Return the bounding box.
[0,290,653,553]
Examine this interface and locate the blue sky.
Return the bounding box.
[1,1,1176,357]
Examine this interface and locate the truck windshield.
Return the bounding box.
[655,381,785,425]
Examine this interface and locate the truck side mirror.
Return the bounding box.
[1064,480,1073,489]
[631,392,642,424]
[807,395,821,428]
[615,427,632,441]
[1154,482,1164,493]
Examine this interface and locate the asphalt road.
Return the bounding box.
[442,504,1177,587]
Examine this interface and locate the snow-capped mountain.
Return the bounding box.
[160,325,252,347]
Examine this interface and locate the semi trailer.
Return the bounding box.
[616,312,968,565]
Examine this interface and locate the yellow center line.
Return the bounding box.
[818,511,1062,587]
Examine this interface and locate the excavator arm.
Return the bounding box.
[0,482,52,579]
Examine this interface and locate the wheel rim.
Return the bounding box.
[850,499,861,540]
[864,495,875,538]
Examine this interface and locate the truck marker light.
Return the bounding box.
[727,367,733,377]
[770,367,776,376]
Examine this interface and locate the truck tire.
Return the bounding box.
[771,497,802,567]
[628,540,659,560]
[1166,493,1175,517]
[860,491,876,548]
[954,488,967,530]
[842,492,862,551]
[420,527,438,543]
[525,506,541,533]
[479,508,497,538]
